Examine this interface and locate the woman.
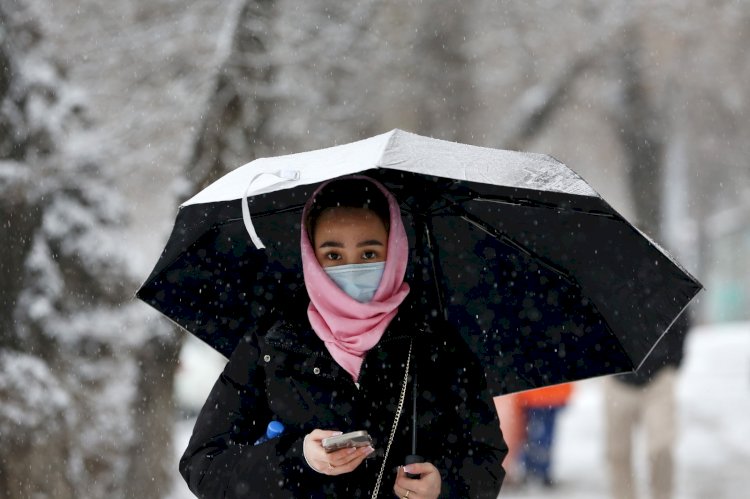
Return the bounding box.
[180,176,507,498]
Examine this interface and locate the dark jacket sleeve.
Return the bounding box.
[178,332,309,498]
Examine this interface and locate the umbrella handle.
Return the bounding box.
[242,169,300,249]
[404,454,424,479]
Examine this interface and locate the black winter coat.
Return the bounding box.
[180,306,507,498]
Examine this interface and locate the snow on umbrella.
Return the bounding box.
[136,129,702,395]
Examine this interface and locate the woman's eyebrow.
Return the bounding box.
[318,241,344,248]
[357,239,384,247]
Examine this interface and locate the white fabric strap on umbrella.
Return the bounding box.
[242,169,300,249]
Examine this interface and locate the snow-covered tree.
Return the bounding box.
[0,1,175,497]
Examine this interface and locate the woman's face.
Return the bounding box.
[312,207,388,268]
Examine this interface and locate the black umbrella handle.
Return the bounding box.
[404,454,424,479]
[405,345,421,480]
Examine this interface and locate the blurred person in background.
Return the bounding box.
[494,383,574,488]
[517,383,574,487]
[604,311,692,499]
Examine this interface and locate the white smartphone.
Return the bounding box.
[321,430,372,453]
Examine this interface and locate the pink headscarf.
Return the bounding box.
[301,176,411,381]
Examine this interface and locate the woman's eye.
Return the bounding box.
[325,252,341,261]
[362,251,377,260]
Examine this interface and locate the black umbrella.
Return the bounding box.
[137,129,702,396]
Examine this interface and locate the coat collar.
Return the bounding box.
[263,303,433,356]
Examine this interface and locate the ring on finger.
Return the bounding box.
[402,490,412,499]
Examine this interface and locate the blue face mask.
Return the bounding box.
[324,261,386,303]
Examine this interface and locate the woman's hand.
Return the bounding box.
[393,462,441,499]
[303,429,375,475]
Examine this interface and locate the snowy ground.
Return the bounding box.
[168,322,750,498]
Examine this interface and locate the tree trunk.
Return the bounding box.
[413,2,475,142]
[186,0,277,193]
[613,26,665,239]
[124,335,180,499]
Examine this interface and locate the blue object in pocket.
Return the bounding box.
[254,421,285,445]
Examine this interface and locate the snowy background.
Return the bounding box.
[2,0,749,497]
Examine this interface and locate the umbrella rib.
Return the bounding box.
[422,215,447,318]
[222,203,307,225]
[474,196,618,218]
[447,203,577,285]
[431,194,619,219]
